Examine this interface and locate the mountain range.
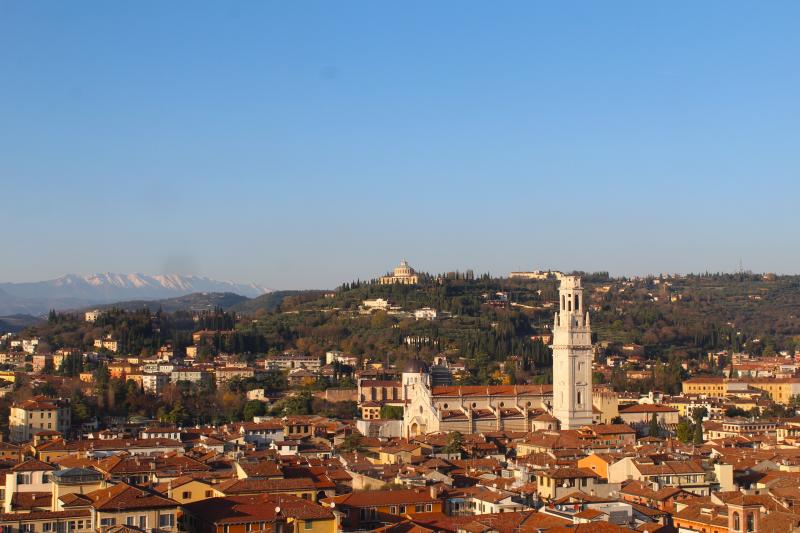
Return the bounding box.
[0,273,270,316]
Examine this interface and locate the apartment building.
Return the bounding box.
[9,396,71,443]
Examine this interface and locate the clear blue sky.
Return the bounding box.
[2,2,798,289]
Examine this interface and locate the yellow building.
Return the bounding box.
[9,396,71,443]
[577,453,621,481]
[0,442,21,462]
[376,442,425,465]
[93,336,119,352]
[535,468,600,500]
[361,402,382,420]
[51,468,106,511]
[747,378,800,404]
[158,477,222,504]
[88,482,180,532]
[682,377,800,405]
[682,377,726,397]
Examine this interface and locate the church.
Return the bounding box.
[380,260,419,285]
[403,275,615,437]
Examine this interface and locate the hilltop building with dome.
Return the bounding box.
[380,260,419,285]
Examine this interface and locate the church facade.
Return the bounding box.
[380,260,419,285]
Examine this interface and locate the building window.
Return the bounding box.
[390,506,397,514]
[304,520,313,530]
[100,519,116,527]
[159,514,175,528]
[426,504,433,512]
[182,491,191,499]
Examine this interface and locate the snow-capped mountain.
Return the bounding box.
[0,273,270,315]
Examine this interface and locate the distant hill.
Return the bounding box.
[89,292,250,313]
[0,314,45,333]
[231,290,330,314]
[0,273,270,315]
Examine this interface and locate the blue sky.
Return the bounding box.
[1,2,798,289]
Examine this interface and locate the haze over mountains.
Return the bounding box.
[0,273,270,316]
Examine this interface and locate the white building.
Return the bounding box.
[246,389,269,402]
[414,308,438,320]
[508,270,555,280]
[4,459,57,512]
[361,298,391,311]
[552,276,594,430]
[22,338,39,355]
[142,373,169,395]
[326,350,359,366]
[170,367,213,385]
[263,353,321,371]
[84,310,101,322]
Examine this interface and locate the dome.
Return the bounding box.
[403,358,429,374]
[393,260,415,277]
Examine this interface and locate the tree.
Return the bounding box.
[70,390,92,425]
[725,406,748,417]
[676,419,692,443]
[275,392,313,416]
[443,431,463,455]
[691,406,708,424]
[379,405,404,420]
[648,413,661,438]
[243,400,266,421]
[693,423,704,444]
[339,433,364,453]
[610,416,624,424]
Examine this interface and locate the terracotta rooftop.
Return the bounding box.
[184,494,333,524]
[87,482,179,511]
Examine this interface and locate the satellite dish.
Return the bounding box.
[275,507,281,515]
[330,502,336,508]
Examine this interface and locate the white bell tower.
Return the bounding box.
[551,275,594,429]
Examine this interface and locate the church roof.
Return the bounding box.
[432,385,553,397]
[404,359,429,374]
